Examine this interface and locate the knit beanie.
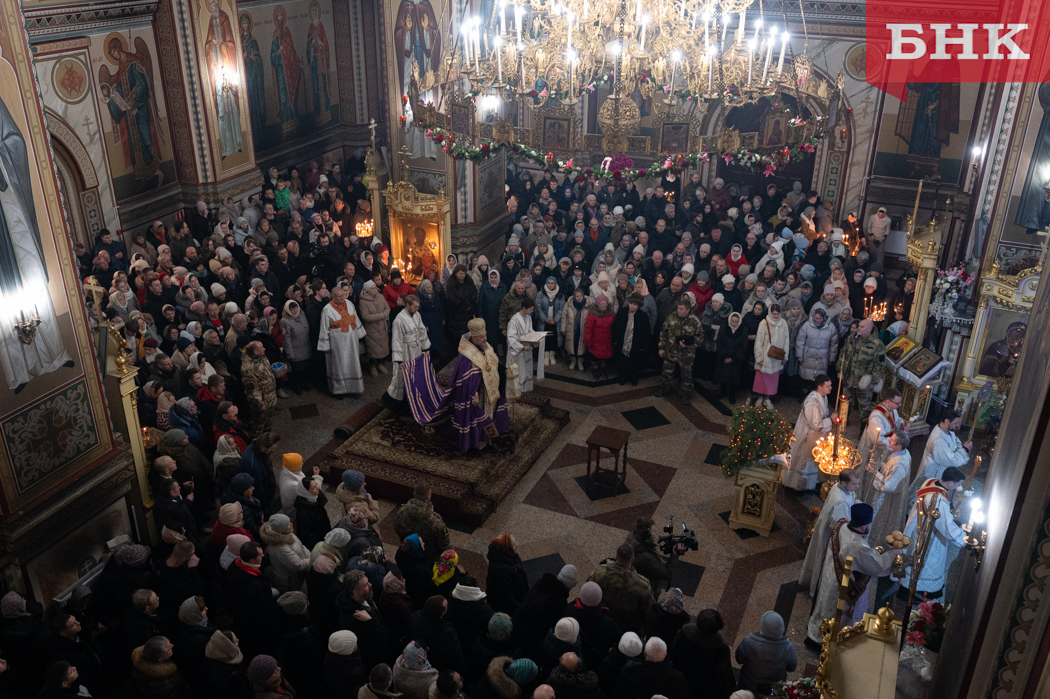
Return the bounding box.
[246,654,278,684]
[557,564,577,589]
[760,611,785,639]
[277,591,308,616]
[225,534,250,556]
[162,429,187,447]
[721,275,735,286]
[325,528,352,548]
[342,469,365,492]
[618,631,643,657]
[231,472,254,493]
[219,502,243,525]
[328,630,359,655]
[269,514,291,534]
[488,612,513,641]
[712,293,725,304]
[554,617,580,643]
[579,581,602,607]
[283,453,303,472]
[506,658,538,685]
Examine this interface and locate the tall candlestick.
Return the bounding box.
[515,6,522,43]
[762,38,774,81]
[692,12,697,29]
[474,28,480,72]
[495,37,503,82]
[721,15,729,48]
[640,16,649,51]
[707,47,714,91]
[753,18,762,43]
[520,50,525,86]
[738,11,745,42]
[777,31,788,73]
[747,40,754,84]
[567,16,573,49]
[704,14,709,44]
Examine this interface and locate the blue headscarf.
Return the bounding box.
[400,534,423,554]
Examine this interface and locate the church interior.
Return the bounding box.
[2,0,1050,696]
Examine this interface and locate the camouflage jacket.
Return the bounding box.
[394,498,450,556]
[837,333,886,386]
[586,562,653,632]
[240,352,277,412]
[659,313,703,360]
[498,292,526,331]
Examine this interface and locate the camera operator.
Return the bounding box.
[625,517,687,596]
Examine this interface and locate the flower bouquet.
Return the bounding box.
[906,600,949,652]
[771,677,819,699]
[928,263,974,324]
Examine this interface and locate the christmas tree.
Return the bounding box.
[720,404,794,479]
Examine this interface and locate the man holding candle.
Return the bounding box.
[799,468,861,598]
[784,374,835,491]
[905,411,970,507]
[857,388,904,496]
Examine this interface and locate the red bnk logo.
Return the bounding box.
[866,0,1050,100]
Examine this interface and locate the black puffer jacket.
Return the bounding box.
[485,545,530,615]
[511,573,570,662]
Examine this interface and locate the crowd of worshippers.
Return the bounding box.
[500,168,918,403]
[17,473,798,699]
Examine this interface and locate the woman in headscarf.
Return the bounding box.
[156,391,176,431]
[561,288,591,371]
[697,292,732,381]
[726,244,747,276]
[189,352,216,381]
[213,433,242,471]
[444,264,478,345]
[714,311,748,403]
[558,184,577,211]
[293,475,331,550]
[535,277,564,366]
[393,641,438,699]
[129,230,158,266]
[431,548,466,598]
[803,238,831,278]
[834,306,855,341]
[471,254,491,290]
[109,290,133,324]
[441,254,459,286]
[708,177,732,218]
[645,588,691,647]
[752,303,789,406]
[358,249,375,278]
[359,280,391,377]
[517,267,538,301]
[590,270,616,309]
[614,273,634,311]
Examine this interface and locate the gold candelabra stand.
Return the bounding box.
[813,394,859,499]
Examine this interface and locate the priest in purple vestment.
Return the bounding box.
[403,317,510,452]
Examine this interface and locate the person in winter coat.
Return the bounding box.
[395,534,436,609]
[734,611,797,695]
[394,486,451,558]
[783,298,809,394]
[336,469,381,521]
[478,270,509,351]
[293,475,331,550]
[698,293,732,381]
[205,630,252,699]
[547,652,604,699]
[175,597,214,697]
[447,579,496,657]
[613,637,691,699]
[157,428,216,526]
[471,656,538,699]
[561,289,591,370]
[258,514,311,593]
[444,265,478,344]
[279,300,311,395]
[486,534,529,616]
[535,277,565,366]
[512,570,574,662]
[324,630,367,699]
[359,281,392,376]
[540,618,584,676]
[308,556,343,638]
[795,307,838,383]
[221,473,265,540]
[154,479,201,547]
[564,581,620,673]
[671,609,736,699]
[416,280,446,355]
[467,614,518,685]
[131,636,191,699]
[336,570,390,672]
[714,312,748,402]
[584,295,615,379]
[644,588,691,650]
[379,569,414,648]
[393,640,440,699]
[611,294,651,386]
[408,596,466,673]
[752,303,789,405]
[240,433,280,515]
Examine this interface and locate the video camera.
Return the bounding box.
[657,515,699,555]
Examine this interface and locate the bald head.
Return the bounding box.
[153,456,175,476]
[534,686,555,699]
[560,653,579,671]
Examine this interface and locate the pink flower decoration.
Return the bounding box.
[700,154,710,163]
[723,154,733,164]
[540,88,548,96]
[587,84,596,92]
[663,85,671,94]
[906,630,927,647]
[637,168,647,177]
[764,162,777,177]
[426,130,434,138]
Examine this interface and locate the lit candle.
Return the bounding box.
[747,39,755,84]
[777,31,789,73]
[753,18,762,43]
[640,15,650,51]
[762,36,774,81]
[738,11,745,42]
[669,49,681,93]
[707,46,714,90]
[704,11,710,45]
[474,25,481,72]
[692,12,697,30]
[583,0,588,20]
[515,6,523,43]
[721,14,729,48]
[636,0,641,21]
[680,0,686,19]
[495,36,503,82]
[520,47,526,85]
[500,0,506,35]
[567,13,573,49]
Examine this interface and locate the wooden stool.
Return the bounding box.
[585,426,631,495]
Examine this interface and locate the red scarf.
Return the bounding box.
[234,558,262,576]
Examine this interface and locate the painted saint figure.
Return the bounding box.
[239,12,267,144]
[205,0,243,158]
[393,0,441,97]
[98,37,164,186]
[270,4,303,124]
[0,96,73,392]
[305,0,331,115]
[1014,83,1050,234]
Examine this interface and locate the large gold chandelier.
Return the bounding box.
[452,0,822,114]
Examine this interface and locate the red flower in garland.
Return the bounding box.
[612,169,623,181]
[529,90,538,98]
[434,134,445,143]
[480,143,490,154]
[575,175,585,183]
[637,168,647,177]
[912,618,925,633]
[584,167,592,175]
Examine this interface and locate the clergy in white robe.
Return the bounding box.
[905,414,970,507]
[858,391,903,496]
[387,296,431,401]
[799,469,860,596]
[784,377,834,491]
[506,301,537,393]
[806,503,895,646]
[317,283,367,395]
[868,431,912,545]
[899,467,968,598]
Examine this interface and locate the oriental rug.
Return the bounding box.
[320,393,569,524]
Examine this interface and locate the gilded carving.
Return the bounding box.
[742,483,764,517]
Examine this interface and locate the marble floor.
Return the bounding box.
[272,356,960,681]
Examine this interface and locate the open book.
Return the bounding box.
[518,331,551,343]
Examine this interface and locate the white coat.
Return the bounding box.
[258,522,311,593]
[754,317,790,374]
[388,309,431,400]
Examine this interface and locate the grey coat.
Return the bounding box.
[280,312,312,362]
[734,632,797,694]
[358,290,391,359]
[795,316,839,381]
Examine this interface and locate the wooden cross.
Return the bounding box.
[368,118,378,150]
[82,278,106,324]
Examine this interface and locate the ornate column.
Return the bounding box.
[905,216,941,345]
[365,119,385,242]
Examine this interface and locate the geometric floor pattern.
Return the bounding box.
[274,356,946,682]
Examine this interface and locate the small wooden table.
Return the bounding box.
[585,426,631,495]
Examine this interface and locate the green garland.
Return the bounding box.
[419,120,823,177]
[720,404,794,479]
